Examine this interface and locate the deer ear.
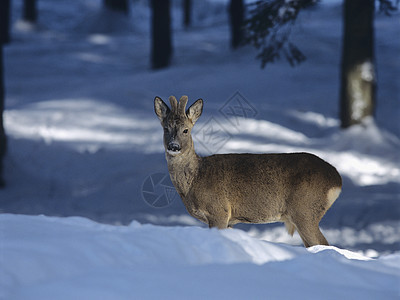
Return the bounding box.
[154,96,170,122]
[186,99,203,125]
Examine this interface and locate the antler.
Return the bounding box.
[169,96,178,113]
[178,95,188,115]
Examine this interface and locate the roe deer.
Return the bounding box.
[154,95,342,247]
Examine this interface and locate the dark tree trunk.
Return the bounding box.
[0,44,7,188]
[0,47,5,187]
[23,0,38,23]
[340,0,376,128]
[183,0,192,29]
[0,0,10,187]
[151,0,172,69]
[1,0,11,44]
[229,0,244,49]
[104,0,129,15]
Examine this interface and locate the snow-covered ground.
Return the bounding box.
[1,214,399,300]
[1,0,399,298]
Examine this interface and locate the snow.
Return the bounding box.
[361,61,375,82]
[1,0,400,298]
[1,214,399,300]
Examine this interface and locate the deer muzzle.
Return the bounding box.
[167,142,181,155]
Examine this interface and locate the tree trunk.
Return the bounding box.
[0,0,10,187]
[229,0,244,49]
[340,0,376,128]
[1,0,11,44]
[104,0,129,15]
[183,0,192,29]
[0,47,6,187]
[151,0,172,69]
[23,0,38,23]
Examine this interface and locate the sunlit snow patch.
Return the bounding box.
[4,98,162,153]
[308,245,372,261]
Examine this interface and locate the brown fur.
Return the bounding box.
[154,95,342,247]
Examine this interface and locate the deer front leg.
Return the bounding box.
[206,205,231,229]
[208,218,229,229]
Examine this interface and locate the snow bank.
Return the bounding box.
[1,214,398,300]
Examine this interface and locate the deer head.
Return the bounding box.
[154,95,203,157]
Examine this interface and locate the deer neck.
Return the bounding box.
[166,142,200,198]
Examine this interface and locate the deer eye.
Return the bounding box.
[183,129,188,134]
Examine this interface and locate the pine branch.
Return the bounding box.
[378,0,398,16]
[244,0,318,68]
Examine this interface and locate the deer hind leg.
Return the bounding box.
[288,190,334,247]
[284,220,296,236]
[298,188,341,247]
[294,220,329,247]
[288,206,329,247]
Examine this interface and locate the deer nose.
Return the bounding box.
[167,142,181,152]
